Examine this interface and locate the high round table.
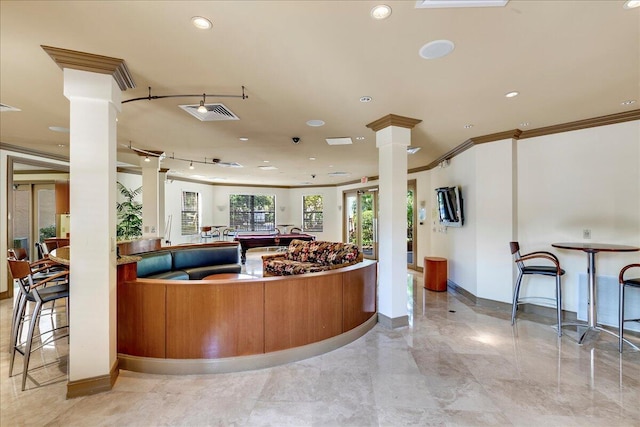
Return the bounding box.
[552,242,639,344]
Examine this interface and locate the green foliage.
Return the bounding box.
[39,225,56,242]
[116,182,143,241]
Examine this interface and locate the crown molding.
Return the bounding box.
[366,114,422,132]
[1,142,69,163]
[519,109,640,139]
[41,45,135,91]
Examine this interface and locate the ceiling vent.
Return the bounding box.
[415,0,508,8]
[178,103,239,122]
[0,103,21,112]
[326,137,353,146]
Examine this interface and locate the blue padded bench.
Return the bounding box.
[136,244,241,280]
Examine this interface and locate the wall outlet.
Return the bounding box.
[583,229,591,239]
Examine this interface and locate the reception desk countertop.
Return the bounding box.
[50,246,141,266]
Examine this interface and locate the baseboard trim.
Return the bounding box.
[118,314,377,375]
[377,313,409,329]
[446,279,582,322]
[66,359,119,399]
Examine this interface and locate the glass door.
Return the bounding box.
[407,180,416,270]
[344,189,378,260]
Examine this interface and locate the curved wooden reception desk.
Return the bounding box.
[117,259,377,375]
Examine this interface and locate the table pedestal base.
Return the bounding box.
[558,322,639,349]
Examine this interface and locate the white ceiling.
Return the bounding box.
[1,1,638,186]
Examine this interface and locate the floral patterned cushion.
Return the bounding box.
[285,240,360,266]
[264,259,331,276]
[263,239,362,276]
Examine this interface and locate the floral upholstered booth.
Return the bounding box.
[262,239,363,276]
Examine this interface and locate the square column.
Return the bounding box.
[367,114,421,328]
[63,68,121,388]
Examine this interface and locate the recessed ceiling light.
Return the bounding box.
[623,0,640,9]
[239,137,249,141]
[360,96,372,103]
[519,122,530,127]
[259,165,278,171]
[309,157,316,161]
[419,40,455,60]
[191,16,212,29]
[505,91,519,98]
[57,144,66,148]
[263,160,270,163]
[355,136,365,141]
[371,5,392,20]
[48,126,70,133]
[621,100,637,105]
[463,124,473,129]
[306,119,325,127]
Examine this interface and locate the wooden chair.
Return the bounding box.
[618,263,640,352]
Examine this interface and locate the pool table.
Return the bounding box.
[234,233,315,264]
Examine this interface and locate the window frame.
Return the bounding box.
[181,191,200,235]
[302,194,323,232]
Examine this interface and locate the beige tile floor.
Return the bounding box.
[2,250,639,426]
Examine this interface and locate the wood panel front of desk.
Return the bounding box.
[118,260,377,360]
[166,281,265,359]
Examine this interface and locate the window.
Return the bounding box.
[302,195,323,232]
[229,194,275,232]
[181,191,200,235]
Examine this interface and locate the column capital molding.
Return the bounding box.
[42,45,135,91]
[366,114,422,132]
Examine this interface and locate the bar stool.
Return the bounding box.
[619,263,640,352]
[510,242,565,336]
[7,259,69,390]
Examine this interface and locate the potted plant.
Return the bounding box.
[116,182,143,241]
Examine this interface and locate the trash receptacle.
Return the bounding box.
[424,257,447,292]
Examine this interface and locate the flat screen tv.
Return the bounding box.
[436,186,463,227]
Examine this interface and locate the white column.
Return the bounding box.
[63,68,121,382]
[158,168,169,240]
[376,126,411,327]
[140,156,161,237]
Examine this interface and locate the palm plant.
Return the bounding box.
[116,182,143,240]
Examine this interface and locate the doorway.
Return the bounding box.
[344,188,378,260]
[343,182,417,268]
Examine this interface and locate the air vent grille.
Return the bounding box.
[178,103,239,122]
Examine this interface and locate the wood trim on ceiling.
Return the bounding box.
[519,109,640,139]
[1,143,69,164]
[41,45,136,91]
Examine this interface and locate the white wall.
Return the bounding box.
[429,148,478,296]
[517,121,640,312]
[475,139,516,303]
[425,120,640,315]
[116,172,339,245]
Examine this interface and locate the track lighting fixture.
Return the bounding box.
[197,94,207,113]
[144,155,151,162]
[122,86,248,104]
[189,161,195,170]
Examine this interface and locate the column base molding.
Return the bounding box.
[377,313,409,329]
[66,359,119,399]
